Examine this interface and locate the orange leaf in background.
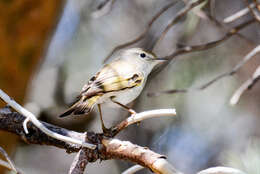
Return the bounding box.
[0,0,64,172]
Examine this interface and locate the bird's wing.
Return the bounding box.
[59,61,144,117]
[81,62,144,98]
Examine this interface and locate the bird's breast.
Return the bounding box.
[97,78,146,106]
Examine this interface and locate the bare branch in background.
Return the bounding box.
[230,67,260,105]
[205,1,254,44]
[103,1,178,63]
[162,19,255,60]
[0,89,96,149]
[92,0,117,18]
[148,18,255,90]
[197,166,246,174]
[244,0,260,23]
[0,146,21,174]
[122,165,144,174]
[224,3,256,23]
[230,45,260,105]
[148,36,259,97]
[152,0,207,50]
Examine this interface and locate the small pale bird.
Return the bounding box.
[59,48,165,133]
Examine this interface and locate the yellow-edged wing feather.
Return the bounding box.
[59,60,143,117]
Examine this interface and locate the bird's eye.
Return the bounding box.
[140,53,146,58]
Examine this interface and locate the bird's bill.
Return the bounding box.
[153,57,169,61]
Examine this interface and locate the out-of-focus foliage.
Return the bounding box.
[221,139,260,174]
[0,0,63,103]
[0,0,63,173]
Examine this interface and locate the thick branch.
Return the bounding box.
[0,107,178,173]
[69,138,89,174]
[0,89,96,149]
[0,106,83,153]
[102,139,182,174]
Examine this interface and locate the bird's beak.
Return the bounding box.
[154,57,169,61]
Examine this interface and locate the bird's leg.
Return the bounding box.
[110,97,136,115]
[97,104,110,135]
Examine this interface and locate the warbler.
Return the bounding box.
[59,48,166,132]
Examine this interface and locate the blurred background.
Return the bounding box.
[1,0,260,173]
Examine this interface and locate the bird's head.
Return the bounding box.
[121,48,167,71]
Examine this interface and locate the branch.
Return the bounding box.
[244,0,260,23]
[0,146,21,174]
[162,19,255,60]
[197,167,246,174]
[152,0,207,50]
[0,89,96,149]
[91,0,117,18]
[103,1,178,63]
[230,55,260,105]
[69,133,89,174]
[148,21,257,97]
[0,107,178,173]
[0,108,247,174]
[122,165,144,174]
[110,109,176,137]
[147,18,255,78]
[102,139,182,174]
[224,3,256,23]
[0,106,83,153]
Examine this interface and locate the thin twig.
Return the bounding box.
[0,146,20,174]
[197,166,246,174]
[122,165,144,174]
[110,109,176,137]
[149,42,260,96]
[207,12,254,45]
[152,0,207,50]
[0,159,23,174]
[0,89,96,149]
[103,1,178,63]
[230,64,260,105]
[92,0,116,18]
[224,3,256,23]
[162,19,255,60]
[147,18,255,82]
[245,0,260,23]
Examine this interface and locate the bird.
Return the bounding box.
[59,47,166,133]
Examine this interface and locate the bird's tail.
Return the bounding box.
[59,95,100,117]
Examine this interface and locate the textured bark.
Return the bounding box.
[0,107,177,174]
